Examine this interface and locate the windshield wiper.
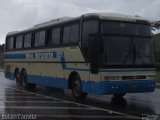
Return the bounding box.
[133,44,146,65]
[122,44,132,64]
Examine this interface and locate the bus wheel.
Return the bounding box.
[21,70,36,89]
[15,70,21,86]
[113,94,126,98]
[71,75,87,100]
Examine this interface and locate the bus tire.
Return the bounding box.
[113,94,126,98]
[21,70,36,89]
[15,69,21,86]
[71,75,87,100]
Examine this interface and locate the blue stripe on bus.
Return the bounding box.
[83,79,155,95]
[27,75,68,89]
[98,80,155,95]
[5,72,14,80]
[61,55,90,71]
[5,54,26,59]
[5,72,156,95]
[5,53,156,72]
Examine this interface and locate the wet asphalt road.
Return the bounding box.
[0,71,159,120]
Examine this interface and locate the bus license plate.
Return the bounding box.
[129,84,139,88]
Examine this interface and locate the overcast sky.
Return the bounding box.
[0,0,160,44]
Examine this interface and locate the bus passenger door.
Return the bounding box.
[81,20,99,94]
[89,34,101,94]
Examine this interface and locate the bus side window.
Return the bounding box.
[7,37,14,50]
[62,24,79,45]
[52,28,60,46]
[35,31,46,47]
[6,38,10,50]
[46,29,52,46]
[63,26,70,44]
[70,24,79,44]
[82,20,98,60]
[24,33,32,48]
[16,35,23,49]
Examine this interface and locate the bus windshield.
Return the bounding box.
[101,22,155,66]
[101,21,152,37]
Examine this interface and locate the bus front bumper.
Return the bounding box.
[83,80,156,95]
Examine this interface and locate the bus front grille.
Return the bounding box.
[122,75,146,80]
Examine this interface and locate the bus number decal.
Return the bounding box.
[26,52,63,59]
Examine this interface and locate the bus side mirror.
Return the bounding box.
[89,34,100,74]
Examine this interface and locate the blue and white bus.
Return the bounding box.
[4,13,156,100]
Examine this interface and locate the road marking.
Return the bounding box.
[0,106,92,110]
[37,115,139,119]
[0,91,27,93]
[0,90,27,93]
[0,94,39,97]
[0,80,140,120]
[2,101,70,103]
[0,93,36,95]
[0,96,50,98]
[5,86,141,119]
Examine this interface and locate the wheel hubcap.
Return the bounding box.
[73,80,81,97]
[22,72,27,87]
[16,73,21,85]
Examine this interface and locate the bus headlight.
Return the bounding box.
[110,76,120,80]
[147,75,155,79]
[104,76,120,81]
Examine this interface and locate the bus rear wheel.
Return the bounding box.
[21,70,36,89]
[71,75,87,100]
[15,70,21,86]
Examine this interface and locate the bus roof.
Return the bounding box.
[7,12,150,36]
[84,13,148,22]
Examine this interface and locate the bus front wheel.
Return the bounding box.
[21,70,36,89]
[71,75,87,100]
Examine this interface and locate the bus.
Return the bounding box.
[4,13,156,100]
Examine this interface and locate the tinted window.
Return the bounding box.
[35,32,39,47]
[133,38,155,65]
[63,24,79,44]
[102,36,155,65]
[46,29,52,45]
[63,26,70,44]
[35,31,45,47]
[70,24,79,43]
[24,33,32,48]
[16,35,23,49]
[82,20,98,59]
[8,37,14,50]
[101,22,152,36]
[103,36,132,65]
[6,38,9,50]
[52,28,60,45]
